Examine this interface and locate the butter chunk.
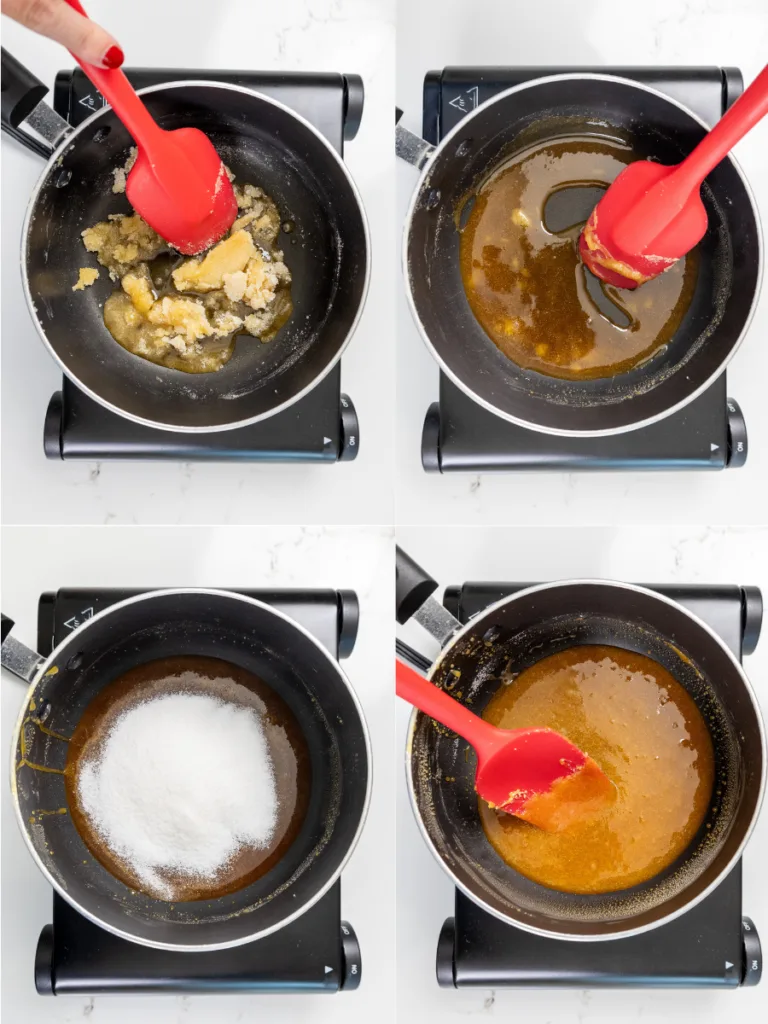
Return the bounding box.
[172,230,255,292]
[242,252,280,311]
[166,334,199,356]
[82,214,163,271]
[122,271,155,316]
[112,147,137,194]
[147,297,213,342]
[72,267,99,291]
[244,310,271,338]
[234,183,265,210]
[212,311,243,337]
[222,270,247,303]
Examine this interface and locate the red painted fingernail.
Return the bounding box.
[101,45,124,69]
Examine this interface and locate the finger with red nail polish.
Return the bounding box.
[1,0,124,69]
[101,45,125,69]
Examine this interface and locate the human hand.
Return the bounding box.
[1,0,124,68]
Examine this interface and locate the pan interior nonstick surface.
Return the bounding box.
[406,77,760,434]
[14,593,369,949]
[25,84,367,430]
[410,604,751,938]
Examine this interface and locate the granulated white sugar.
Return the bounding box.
[77,692,278,898]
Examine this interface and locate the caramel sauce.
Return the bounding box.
[459,137,698,380]
[515,754,616,833]
[479,645,714,894]
[65,656,310,902]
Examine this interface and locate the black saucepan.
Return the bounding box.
[397,74,761,436]
[1,590,370,951]
[395,546,765,940]
[1,50,369,432]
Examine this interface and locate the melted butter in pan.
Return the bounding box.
[459,137,698,380]
[65,656,310,902]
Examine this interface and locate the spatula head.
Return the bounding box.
[579,159,708,288]
[126,127,238,256]
[477,727,614,833]
[510,754,616,832]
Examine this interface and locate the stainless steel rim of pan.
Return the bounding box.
[9,588,373,951]
[401,72,763,438]
[404,578,766,941]
[21,81,371,433]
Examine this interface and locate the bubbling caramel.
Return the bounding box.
[479,645,714,894]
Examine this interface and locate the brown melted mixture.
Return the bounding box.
[459,136,698,380]
[65,656,310,901]
[479,645,714,894]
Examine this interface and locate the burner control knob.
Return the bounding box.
[34,924,55,995]
[741,587,763,657]
[340,920,361,990]
[339,394,360,462]
[43,392,63,461]
[421,403,441,473]
[337,590,360,660]
[741,917,762,987]
[436,917,456,988]
[342,75,364,141]
[726,398,748,468]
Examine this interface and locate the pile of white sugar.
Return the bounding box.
[77,692,278,899]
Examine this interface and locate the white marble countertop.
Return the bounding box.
[1,524,394,1022]
[396,523,768,1023]
[1,0,395,525]
[396,0,768,525]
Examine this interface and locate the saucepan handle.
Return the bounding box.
[1,48,72,158]
[395,545,460,647]
[395,638,433,674]
[1,614,45,684]
[395,107,435,169]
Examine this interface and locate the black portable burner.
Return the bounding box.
[430,580,763,988]
[32,587,362,995]
[43,69,362,463]
[419,67,750,473]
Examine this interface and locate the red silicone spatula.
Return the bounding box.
[579,63,768,289]
[63,0,238,254]
[396,658,613,832]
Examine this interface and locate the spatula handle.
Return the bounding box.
[677,63,768,190]
[613,64,768,258]
[61,0,166,148]
[396,658,497,750]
